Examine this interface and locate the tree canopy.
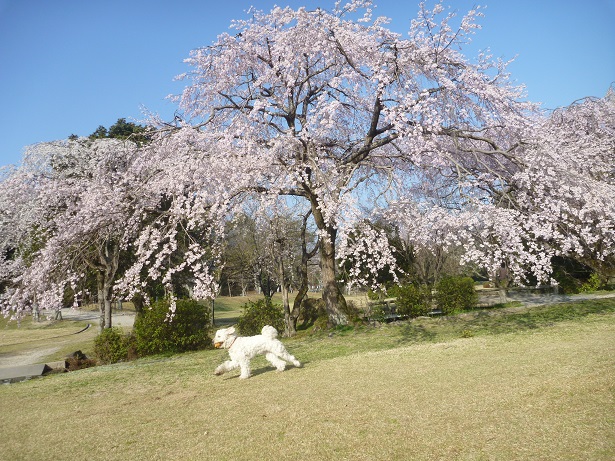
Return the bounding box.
[1,2,613,327]
[143,1,543,322]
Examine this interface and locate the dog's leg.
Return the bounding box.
[277,348,302,368]
[214,360,238,376]
[266,352,287,371]
[238,358,252,379]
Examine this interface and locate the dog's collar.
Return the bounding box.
[226,336,237,349]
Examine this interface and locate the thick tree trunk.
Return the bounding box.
[319,226,348,326]
[308,195,348,325]
[97,278,114,332]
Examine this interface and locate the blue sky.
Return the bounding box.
[1,0,613,167]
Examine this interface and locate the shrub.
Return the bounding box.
[368,303,387,323]
[94,327,129,364]
[434,276,478,314]
[395,283,433,318]
[133,298,211,356]
[580,273,604,292]
[385,284,402,299]
[124,333,139,361]
[237,298,285,336]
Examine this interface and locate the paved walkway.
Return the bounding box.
[478,288,615,308]
[58,307,136,327]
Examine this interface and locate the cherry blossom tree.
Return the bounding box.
[150,1,536,324]
[115,126,226,312]
[389,88,615,286]
[0,134,224,328]
[0,138,151,328]
[0,161,48,320]
[511,90,615,283]
[4,2,609,331]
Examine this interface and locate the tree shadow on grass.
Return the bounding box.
[398,323,438,344]
[473,310,542,332]
[436,298,615,337]
[438,309,547,337]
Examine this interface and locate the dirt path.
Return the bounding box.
[0,346,63,368]
[0,309,135,368]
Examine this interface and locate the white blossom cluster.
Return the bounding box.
[1,2,613,322]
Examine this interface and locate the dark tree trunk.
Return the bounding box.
[103,285,113,330]
[319,229,348,325]
[132,293,145,317]
[96,273,107,333]
[94,239,120,333]
[307,193,348,325]
[259,270,275,300]
[313,215,347,325]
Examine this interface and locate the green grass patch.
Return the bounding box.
[290,298,615,361]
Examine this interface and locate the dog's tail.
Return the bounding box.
[261,325,279,339]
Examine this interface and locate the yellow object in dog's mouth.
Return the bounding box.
[214,342,223,349]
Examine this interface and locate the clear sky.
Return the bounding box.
[0,0,613,167]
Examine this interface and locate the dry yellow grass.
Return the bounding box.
[1,311,613,460]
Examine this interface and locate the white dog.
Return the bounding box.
[212,325,301,379]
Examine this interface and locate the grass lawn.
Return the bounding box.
[1,299,614,460]
[212,291,370,325]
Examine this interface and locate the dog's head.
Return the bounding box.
[212,326,236,349]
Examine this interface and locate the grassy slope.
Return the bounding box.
[1,300,614,460]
